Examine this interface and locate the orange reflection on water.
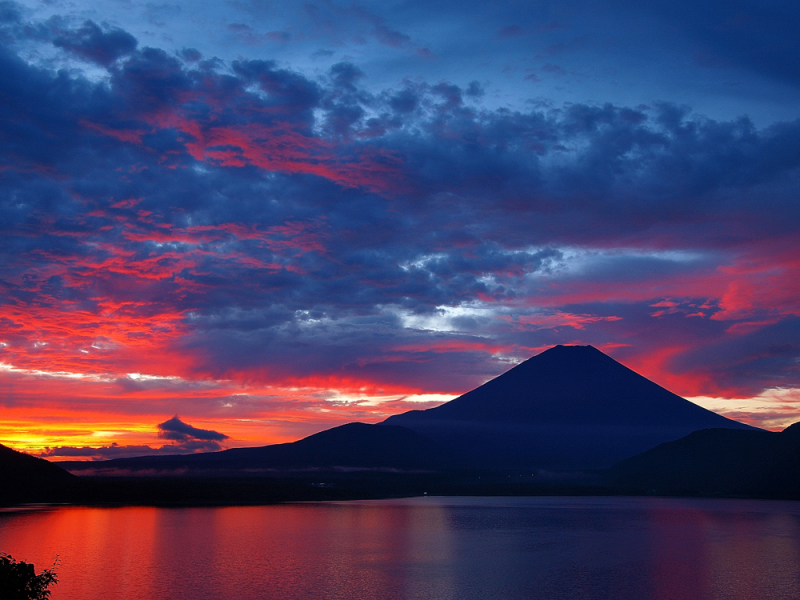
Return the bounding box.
[0,503,456,600]
[1,498,800,600]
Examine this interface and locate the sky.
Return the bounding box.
[1,0,799,459]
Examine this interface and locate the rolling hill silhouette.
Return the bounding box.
[0,443,79,504]
[607,422,800,499]
[383,345,756,469]
[63,422,462,476]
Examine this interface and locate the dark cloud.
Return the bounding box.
[52,20,137,66]
[329,62,364,91]
[232,58,321,114]
[0,1,20,25]
[179,47,202,63]
[158,416,229,442]
[465,81,484,98]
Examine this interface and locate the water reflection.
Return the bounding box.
[1,497,800,599]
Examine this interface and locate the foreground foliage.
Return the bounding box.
[0,554,58,600]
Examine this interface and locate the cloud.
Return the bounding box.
[51,20,138,66]
[0,1,20,25]
[158,415,229,442]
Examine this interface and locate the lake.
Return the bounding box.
[2,496,800,599]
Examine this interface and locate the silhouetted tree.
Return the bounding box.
[0,554,58,600]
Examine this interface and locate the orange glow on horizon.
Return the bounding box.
[3,245,800,458]
[0,367,454,458]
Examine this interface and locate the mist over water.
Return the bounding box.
[2,497,800,600]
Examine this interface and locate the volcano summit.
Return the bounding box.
[383,345,756,470]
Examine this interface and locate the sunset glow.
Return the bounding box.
[1,0,799,459]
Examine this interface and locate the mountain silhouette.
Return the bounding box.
[383,345,756,469]
[62,345,757,481]
[63,422,462,475]
[0,443,79,504]
[607,422,800,499]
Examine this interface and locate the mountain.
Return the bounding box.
[0,443,79,504]
[382,345,756,470]
[63,345,757,483]
[63,422,463,476]
[606,423,800,499]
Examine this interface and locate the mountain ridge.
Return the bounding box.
[61,422,465,476]
[607,423,800,498]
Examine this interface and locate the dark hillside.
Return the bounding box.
[607,423,800,499]
[0,443,79,504]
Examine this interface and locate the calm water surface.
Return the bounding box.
[1,496,800,600]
